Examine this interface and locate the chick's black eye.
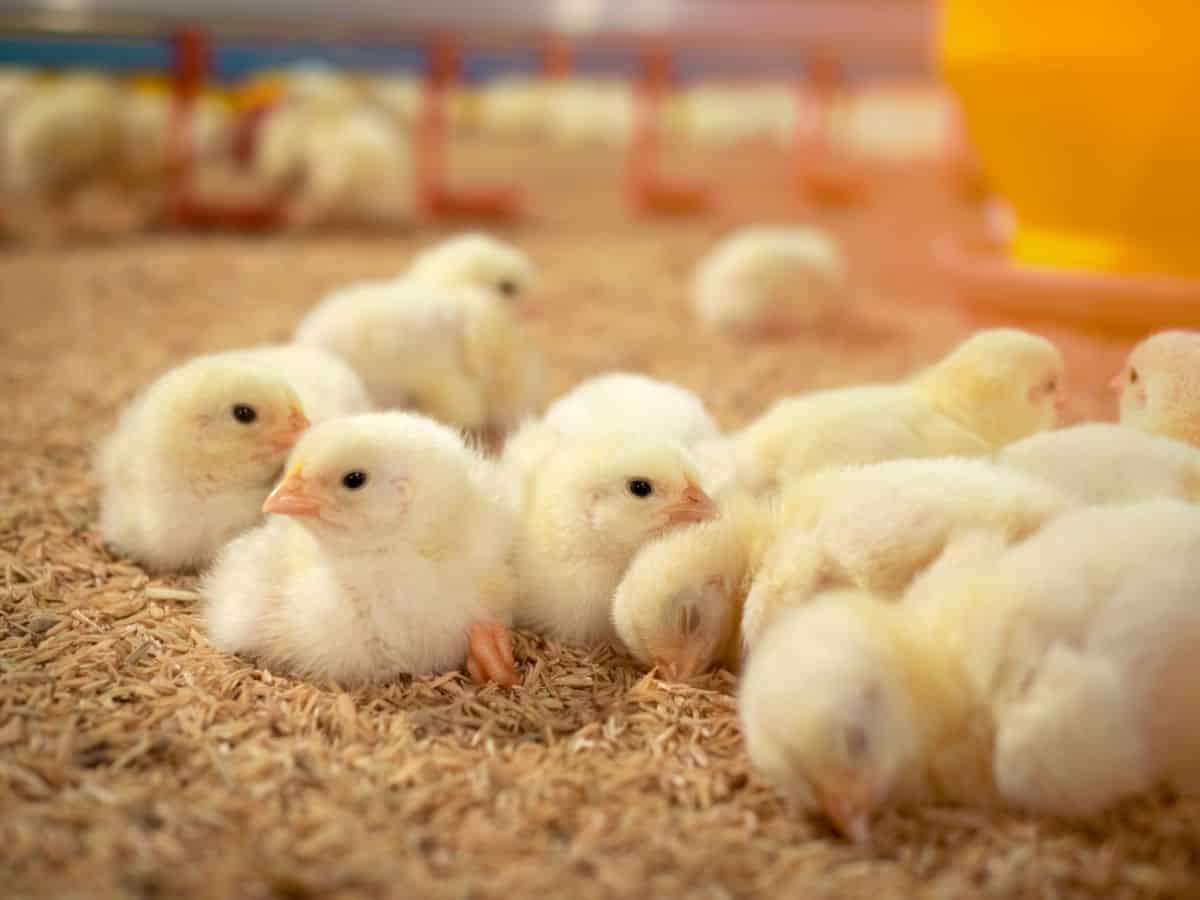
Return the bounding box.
[628,479,653,498]
[497,279,519,297]
[232,404,257,424]
[342,471,368,490]
[1130,368,1139,384]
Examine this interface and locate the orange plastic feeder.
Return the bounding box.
[626,46,712,218]
[417,36,522,223]
[937,0,1200,335]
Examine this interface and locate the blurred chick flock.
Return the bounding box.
[87,209,1200,844]
[0,61,945,237]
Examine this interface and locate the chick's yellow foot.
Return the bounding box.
[465,621,516,687]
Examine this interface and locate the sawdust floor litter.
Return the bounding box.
[2,141,1196,899]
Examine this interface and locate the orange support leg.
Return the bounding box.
[626,45,711,218]
[795,51,869,209]
[167,27,284,231]
[417,35,522,223]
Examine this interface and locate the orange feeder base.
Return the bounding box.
[422,184,523,222]
[934,235,1200,338]
[799,162,869,209]
[630,178,712,217]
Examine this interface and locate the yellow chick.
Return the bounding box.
[478,75,549,136]
[739,458,1070,652]
[219,345,373,425]
[733,328,1065,494]
[999,423,1200,506]
[504,423,720,645]
[681,82,797,146]
[0,68,38,115]
[290,107,412,226]
[612,492,777,679]
[203,412,517,686]
[1114,330,1200,448]
[97,357,310,572]
[3,71,120,197]
[542,371,722,451]
[365,73,424,125]
[404,232,538,309]
[294,279,541,434]
[544,77,634,145]
[741,500,1200,842]
[117,81,233,184]
[691,226,849,336]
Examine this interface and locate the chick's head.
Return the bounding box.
[739,597,920,844]
[612,521,742,680]
[1115,331,1200,437]
[550,437,719,558]
[262,412,477,554]
[409,232,537,308]
[921,329,1065,447]
[158,360,309,488]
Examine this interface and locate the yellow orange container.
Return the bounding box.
[940,1,1200,280]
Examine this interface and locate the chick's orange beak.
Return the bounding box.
[815,777,875,845]
[266,406,311,452]
[1108,371,1126,392]
[262,468,322,518]
[663,483,719,526]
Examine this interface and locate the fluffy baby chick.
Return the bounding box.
[219,345,373,425]
[294,279,541,433]
[97,357,310,572]
[741,500,1200,841]
[203,412,517,686]
[366,73,424,125]
[1115,330,1200,448]
[691,226,849,336]
[999,423,1200,506]
[404,232,538,308]
[290,106,412,226]
[504,423,719,645]
[613,493,776,679]
[733,328,1064,493]
[544,78,634,145]
[739,458,1070,650]
[118,82,233,185]
[479,76,549,136]
[543,372,722,450]
[3,71,120,197]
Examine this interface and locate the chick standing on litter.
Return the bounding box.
[733,329,1065,494]
[97,357,310,572]
[999,423,1200,506]
[203,412,517,686]
[613,493,775,679]
[1114,330,1200,448]
[739,500,1200,843]
[691,226,850,337]
[294,279,541,435]
[739,458,1070,650]
[503,422,719,645]
[404,232,538,308]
